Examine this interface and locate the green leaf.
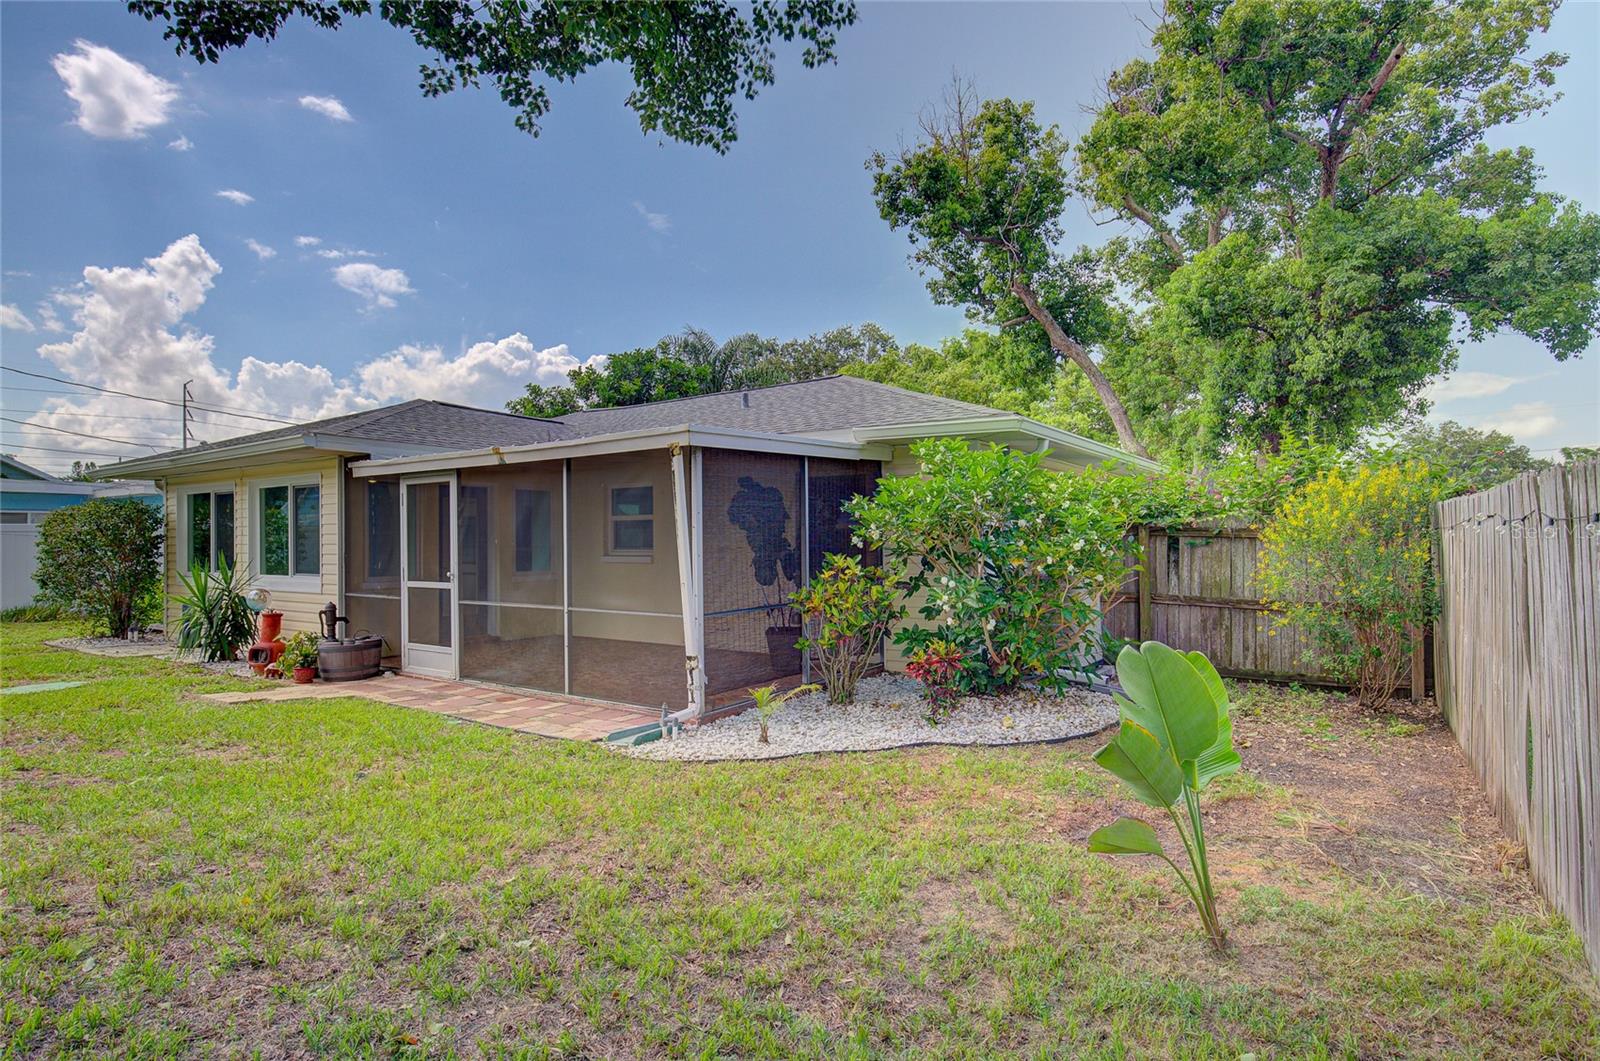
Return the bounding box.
[1088,817,1165,857]
[1115,641,1219,765]
[1093,721,1184,808]
[1186,650,1242,789]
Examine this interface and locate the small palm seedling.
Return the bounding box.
[1088,641,1241,953]
[749,683,820,744]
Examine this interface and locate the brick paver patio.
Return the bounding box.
[201,674,654,741]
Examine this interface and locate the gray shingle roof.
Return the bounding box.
[150,399,570,460]
[116,377,1034,473]
[552,375,1006,437]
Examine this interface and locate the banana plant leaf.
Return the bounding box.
[1087,816,1165,856]
[1115,641,1219,767]
[1093,720,1184,808]
[1186,651,1241,789]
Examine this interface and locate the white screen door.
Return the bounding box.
[400,475,457,677]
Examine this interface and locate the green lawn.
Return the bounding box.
[2,621,1595,1058]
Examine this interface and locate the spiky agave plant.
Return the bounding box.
[1088,641,1240,952]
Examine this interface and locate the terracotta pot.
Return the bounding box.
[292,666,317,684]
[258,610,284,641]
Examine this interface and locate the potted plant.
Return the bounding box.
[727,475,804,673]
[279,631,320,684]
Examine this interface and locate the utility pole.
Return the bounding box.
[181,379,195,449]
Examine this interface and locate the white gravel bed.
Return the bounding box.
[43,634,171,657]
[617,673,1118,761]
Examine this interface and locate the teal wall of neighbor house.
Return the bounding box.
[2,490,97,512]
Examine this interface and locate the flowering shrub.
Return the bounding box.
[1257,461,1441,709]
[847,439,1136,694]
[906,639,965,722]
[791,554,903,704]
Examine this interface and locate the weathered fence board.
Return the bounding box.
[1434,460,1600,976]
[1105,524,1430,693]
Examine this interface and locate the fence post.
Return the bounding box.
[1137,525,1154,643]
[1409,625,1426,703]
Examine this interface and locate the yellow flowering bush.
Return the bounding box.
[1257,461,1441,709]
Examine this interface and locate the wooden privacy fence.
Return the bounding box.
[1433,459,1600,976]
[1104,523,1430,695]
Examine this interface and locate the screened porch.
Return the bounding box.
[341,443,881,715]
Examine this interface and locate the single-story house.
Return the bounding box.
[1,455,161,610]
[94,376,1153,717]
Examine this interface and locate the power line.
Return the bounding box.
[1,407,246,427]
[0,442,153,459]
[1,366,302,426]
[1,416,167,449]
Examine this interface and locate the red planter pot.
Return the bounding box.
[292,666,317,685]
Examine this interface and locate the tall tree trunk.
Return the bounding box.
[1010,280,1150,458]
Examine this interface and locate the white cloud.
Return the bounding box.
[215,189,254,206]
[632,200,672,234]
[298,94,354,123]
[168,135,192,152]
[11,235,581,473]
[33,300,66,334]
[244,239,277,261]
[1425,371,1526,404]
[295,235,322,247]
[332,263,414,310]
[315,247,375,261]
[356,334,598,409]
[1478,402,1560,441]
[1,304,36,332]
[51,41,178,139]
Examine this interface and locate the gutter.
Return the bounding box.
[848,415,1162,473]
[88,434,461,481]
[350,424,892,477]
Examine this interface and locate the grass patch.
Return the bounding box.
[2,621,1595,1057]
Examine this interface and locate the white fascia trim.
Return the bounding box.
[89,435,460,480]
[849,416,1161,472]
[348,425,892,477]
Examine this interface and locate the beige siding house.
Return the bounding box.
[99,377,1152,720]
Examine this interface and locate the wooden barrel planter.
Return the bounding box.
[317,636,384,682]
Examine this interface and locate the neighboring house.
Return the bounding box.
[95,376,1153,717]
[1,455,161,610]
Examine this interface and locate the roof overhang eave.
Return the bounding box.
[349,425,893,476]
[848,416,1161,472]
[87,434,452,481]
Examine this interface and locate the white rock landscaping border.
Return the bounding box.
[615,674,1119,762]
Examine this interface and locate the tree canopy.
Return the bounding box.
[506,324,895,417]
[128,0,857,151]
[1076,0,1600,457]
[868,85,1148,455]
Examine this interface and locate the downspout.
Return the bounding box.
[668,444,702,727]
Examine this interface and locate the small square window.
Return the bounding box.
[0,511,29,525]
[608,485,654,555]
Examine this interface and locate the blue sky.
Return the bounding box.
[1,1,1595,473]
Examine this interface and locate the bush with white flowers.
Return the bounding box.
[847,438,1136,695]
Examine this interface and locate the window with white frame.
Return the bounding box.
[607,484,653,556]
[514,488,552,573]
[181,488,235,570]
[255,479,320,580]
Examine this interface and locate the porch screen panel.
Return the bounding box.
[568,452,685,709]
[806,458,886,673]
[343,468,401,659]
[700,450,805,697]
[806,458,883,572]
[456,463,565,693]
